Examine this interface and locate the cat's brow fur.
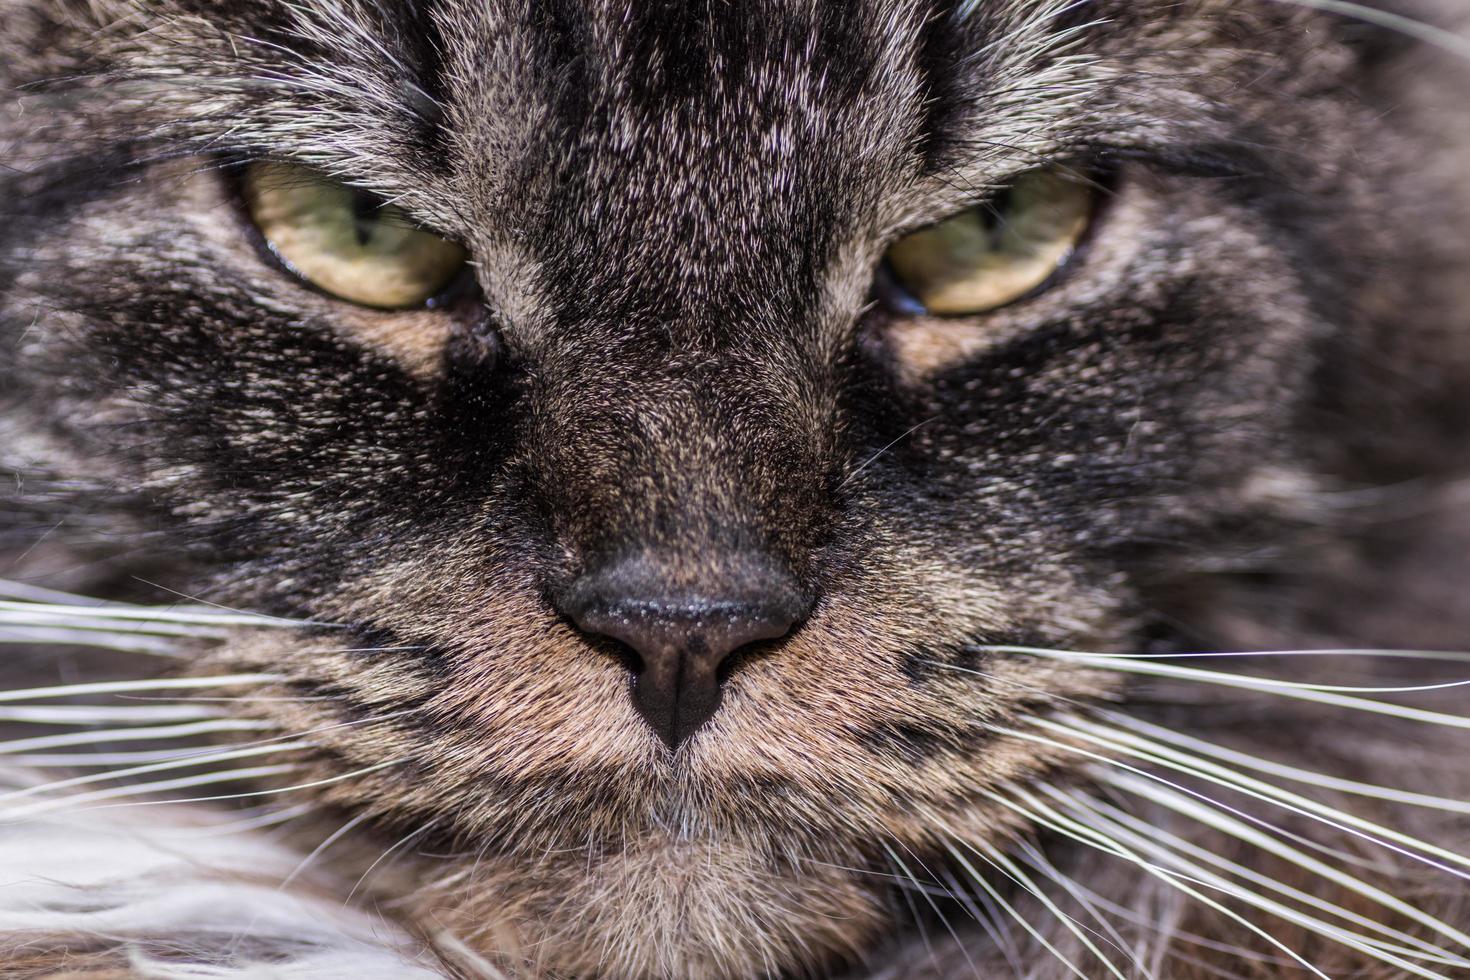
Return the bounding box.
[2,0,1470,977]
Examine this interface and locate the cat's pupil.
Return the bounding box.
[982,187,1014,234]
[349,189,378,247]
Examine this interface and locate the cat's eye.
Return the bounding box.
[883,168,1095,316]
[243,161,468,309]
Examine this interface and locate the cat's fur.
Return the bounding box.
[2,0,1470,977]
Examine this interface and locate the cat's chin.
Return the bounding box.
[396,833,889,979]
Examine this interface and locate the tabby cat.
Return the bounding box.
[2,1,1470,977]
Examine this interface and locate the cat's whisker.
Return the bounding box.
[986,646,1470,663]
[934,863,1029,980]
[0,710,410,816]
[9,757,405,820]
[838,416,941,491]
[988,784,1332,979]
[115,694,335,704]
[1000,720,1470,885]
[280,808,373,889]
[5,747,281,767]
[1051,781,1470,967]
[799,855,952,894]
[0,674,281,704]
[989,718,1470,970]
[1101,711,1470,814]
[878,843,942,971]
[124,577,343,627]
[940,838,1091,980]
[1043,786,1470,975]
[954,836,1131,980]
[934,864,1029,977]
[1083,751,1391,881]
[1013,841,1169,980]
[0,580,136,605]
[0,719,276,757]
[182,800,319,838]
[0,626,186,655]
[0,762,306,821]
[0,704,225,724]
[0,741,315,804]
[1020,866,1289,977]
[1030,715,1470,880]
[981,646,1470,730]
[883,838,982,978]
[0,595,308,629]
[0,610,231,637]
[305,644,427,656]
[345,814,443,904]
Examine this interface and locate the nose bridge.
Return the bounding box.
[533,356,825,749]
[532,352,824,565]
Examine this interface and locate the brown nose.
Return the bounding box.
[559,556,808,749]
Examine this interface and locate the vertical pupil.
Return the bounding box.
[981,187,1016,233]
[349,189,379,247]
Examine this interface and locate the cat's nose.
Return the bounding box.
[558,556,808,750]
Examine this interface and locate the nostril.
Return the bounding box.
[556,556,809,749]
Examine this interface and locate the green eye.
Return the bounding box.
[884,168,1095,316]
[243,161,468,309]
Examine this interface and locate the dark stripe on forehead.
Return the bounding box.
[480,1,936,339]
[912,0,976,170]
[385,0,453,160]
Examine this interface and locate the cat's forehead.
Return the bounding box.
[130,0,1270,350]
[170,1,1223,248]
[429,0,941,341]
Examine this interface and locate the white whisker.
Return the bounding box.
[966,839,1130,979]
[1032,716,1470,880]
[181,800,319,837]
[125,577,343,627]
[1057,781,1470,966]
[281,809,373,888]
[1013,841,1159,980]
[986,647,1470,729]
[5,747,276,767]
[879,842,944,971]
[345,814,440,903]
[0,610,230,637]
[1104,711,1470,814]
[0,705,222,724]
[0,763,305,821]
[989,785,1331,980]
[0,626,186,655]
[0,597,305,628]
[1046,788,1462,977]
[0,742,314,804]
[0,719,275,756]
[942,839,1091,980]
[0,674,280,704]
[98,758,406,813]
[1260,0,1470,61]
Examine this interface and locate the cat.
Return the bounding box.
[2,0,1470,977]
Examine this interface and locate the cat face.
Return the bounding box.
[1,0,1450,975]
